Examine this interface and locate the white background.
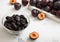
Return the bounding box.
[0,0,60,42]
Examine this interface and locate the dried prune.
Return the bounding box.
[20,18,26,25]
[15,16,20,22]
[20,15,26,19]
[23,24,28,28]
[16,22,21,26]
[4,21,13,30]
[4,15,28,31]
[6,16,13,22]
[11,22,17,30]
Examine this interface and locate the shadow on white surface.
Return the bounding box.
[0,27,18,42]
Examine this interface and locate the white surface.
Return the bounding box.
[0,0,60,42]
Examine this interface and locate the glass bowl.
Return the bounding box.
[2,14,30,35]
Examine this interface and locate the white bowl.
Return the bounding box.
[2,14,30,35]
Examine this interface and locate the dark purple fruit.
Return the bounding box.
[20,18,26,25]
[16,22,21,26]
[54,1,60,10]
[11,22,17,31]
[53,0,59,3]
[30,0,37,6]
[31,9,40,17]
[4,21,13,30]
[12,15,17,18]
[25,19,28,24]
[6,16,11,20]
[51,10,57,15]
[20,15,26,19]
[20,15,28,24]
[14,2,21,10]
[17,27,21,31]
[48,0,53,2]
[56,10,60,17]
[22,0,28,6]
[48,1,53,9]
[40,0,48,7]
[36,1,42,9]
[15,15,20,22]
[23,24,28,28]
[42,6,51,12]
[4,15,28,31]
[6,16,14,22]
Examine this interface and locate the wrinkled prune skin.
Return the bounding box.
[4,15,28,31]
